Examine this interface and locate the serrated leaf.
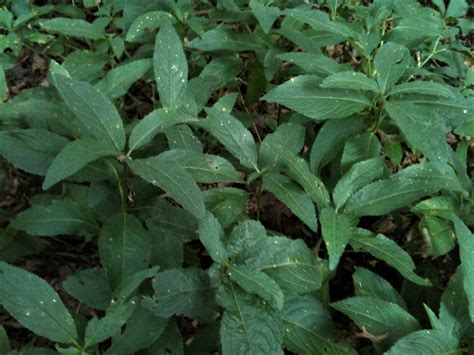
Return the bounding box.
[107,304,168,355]
[350,230,431,286]
[263,173,317,232]
[198,211,229,264]
[266,145,331,209]
[283,9,355,38]
[95,59,152,100]
[333,158,385,210]
[128,153,205,218]
[0,261,78,344]
[385,330,460,355]
[452,215,474,322]
[344,163,465,216]
[128,109,198,153]
[162,149,242,183]
[244,236,323,293]
[374,42,410,93]
[388,81,456,98]
[281,293,349,355]
[250,0,280,33]
[203,107,258,171]
[321,71,380,93]
[12,200,98,237]
[63,268,112,311]
[143,267,214,319]
[114,266,160,302]
[0,129,67,175]
[385,101,450,162]
[98,213,151,290]
[188,28,262,52]
[43,138,117,189]
[38,18,104,40]
[154,20,188,109]
[125,11,172,42]
[165,124,203,151]
[320,208,353,270]
[331,296,420,345]
[84,301,136,348]
[53,74,126,151]
[276,52,350,76]
[219,283,283,355]
[204,188,248,228]
[353,268,406,309]
[263,75,370,120]
[228,265,284,310]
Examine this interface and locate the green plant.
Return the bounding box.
[0,0,473,354]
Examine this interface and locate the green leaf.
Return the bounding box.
[340,133,381,172]
[276,52,350,76]
[385,101,450,162]
[281,293,349,355]
[321,71,380,93]
[107,304,168,355]
[63,268,112,311]
[162,149,242,183]
[388,81,456,98]
[385,330,460,355]
[165,125,203,152]
[283,9,355,38]
[331,296,420,345]
[374,42,410,93]
[262,75,370,120]
[128,153,205,218]
[228,264,284,310]
[95,59,152,100]
[333,158,385,211]
[198,211,229,264]
[419,216,456,257]
[188,28,263,52]
[250,0,280,33]
[203,107,258,171]
[128,108,198,153]
[0,66,7,101]
[452,215,474,323]
[244,236,323,293]
[204,188,248,228]
[125,11,172,42]
[0,325,10,354]
[263,173,317,232]
[12,200,98,237]
[53,74,126,151]
[114,267,160,302]
[267,145,331,209]
[320,208,353,270]
[0,261,78,344]
[218,283,283,355]
[62,50,107,82]
[344,163,465,216]
[446,0,468,17]
[38,18,104,40]
[353,268,406,309]
[154,20,188,109]
[98,213,151,290]
[143,267,214,319]
[310,116,365,171]
[43,138,118,189]
[84,301,136,348]
[147,321,183,355]
[0,129,67,175]
[350,230,431,286]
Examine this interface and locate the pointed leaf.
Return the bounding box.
[43,138,117,189]
[98,213,151,290]
[128,153,205,218]
[263,173,317,232]
[263,75,370,120]
[198,211,229,264]
[385,330,460,355]
[388,81,456,98]
[374,42,410,93]
[203,107,258,171]
[38,18,104,40]
[320,208,353,270]
[188,28,263,52]
[321,71,380,93]
[53,74,125,151]
[0,262,78,344]
[250,0,280,33]
[153,20,188,108]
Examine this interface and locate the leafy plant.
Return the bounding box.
[0,0,473,354]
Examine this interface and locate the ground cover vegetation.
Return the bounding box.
[0,0,473,353]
